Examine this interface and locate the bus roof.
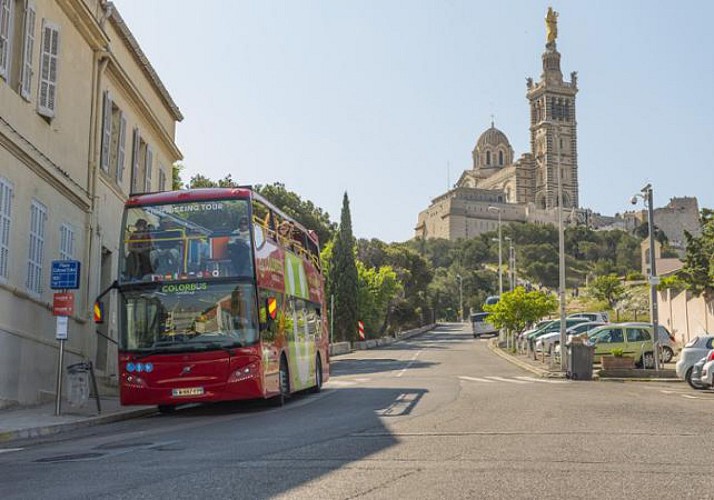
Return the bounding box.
[126,187,320,246]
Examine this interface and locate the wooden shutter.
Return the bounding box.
[0,178,12,280]
[144,145,153,192]
[130,128,140,194]
[0,0,10,79]
[116,112,127,182]
[38,20,60,118]
[100,91,112,172]
[20,3,36,99]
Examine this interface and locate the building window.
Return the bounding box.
[130,129,154,195]
[486,151,491,166]
[499,150,504,166]
[0,177,12,281]
[0,0,10,80]
[26,199,46,295]
[19,2,35,99]
[59,223,74,260]
[158,164,167,191]
[37,19,59,118]
[100,91,128,183]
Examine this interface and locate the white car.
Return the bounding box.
[699,358,714,388]
[567,312,609,323]
[675,335,714,388]
[536,321,606,353]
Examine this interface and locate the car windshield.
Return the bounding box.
[119,282,258,353]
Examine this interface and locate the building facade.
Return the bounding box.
[0,0,182,406]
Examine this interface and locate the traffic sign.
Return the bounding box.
[51,260,81,290]
[53,292,75,316]
[56,316,68,340]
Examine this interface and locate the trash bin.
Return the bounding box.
[567,343,594,380]
[66,361,91,407]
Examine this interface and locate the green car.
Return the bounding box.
[588,324,655,368]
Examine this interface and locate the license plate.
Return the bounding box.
[172,387,204,397]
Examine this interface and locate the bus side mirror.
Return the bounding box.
[93,301,104,324]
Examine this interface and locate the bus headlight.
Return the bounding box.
[229,362,259,383]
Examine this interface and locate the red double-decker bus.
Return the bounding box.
[102,187,329,412]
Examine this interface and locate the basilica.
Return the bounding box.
[415,8,580,240]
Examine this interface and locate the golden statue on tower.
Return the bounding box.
[545,7,558,43]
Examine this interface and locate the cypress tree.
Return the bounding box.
[330,192,359,342]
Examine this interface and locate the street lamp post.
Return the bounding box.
[488,206,503,296]
[543,121,568,371]
[631,184,660,371]
[456,274,464,323]
[505,236,515,290]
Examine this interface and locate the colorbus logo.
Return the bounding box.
[161,282,208,294]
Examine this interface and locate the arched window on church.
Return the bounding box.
[564,101,570,121]
[486,151,491,166]
[498,150,504,166]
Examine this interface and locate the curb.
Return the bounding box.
[595,377,681,383]
[330,324,437,357]
[0,407,157,444]
[486,339,566,378]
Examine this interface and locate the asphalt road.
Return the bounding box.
[3,323,714,499]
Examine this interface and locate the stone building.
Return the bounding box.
[416,8,579,240]
[0,0,182,406]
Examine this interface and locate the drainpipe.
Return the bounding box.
[84,49,110,313]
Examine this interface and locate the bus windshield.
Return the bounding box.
[119,282,259,352]
[120,199,252,282]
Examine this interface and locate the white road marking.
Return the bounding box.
[681,394,699,399]
[396,350,422,377]
[459,376,495,383]
[485,376,530,384]
[0,448,23,454]
[515,376,569,384]
[324,380,358,387]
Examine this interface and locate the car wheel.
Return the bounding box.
[686,367,707,390]
[660,346,674,364]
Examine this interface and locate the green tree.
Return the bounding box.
[588,274,626,308]
[356,262,402,337]
[328,193,359,341]
[484,287,557,334]
[172,162,185,190]
[680,209,714,297]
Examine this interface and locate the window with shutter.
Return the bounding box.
[116,112,127,182]
[26,199,46,295]
[100,91,112,172]
[0,177,12,281]
[37,19,59,118]
[158,164,166,191]
[59,223,74,261]
[0,0,10,80]
[144,145,153,192]
[20,3,35,99]
[130,128,140,194]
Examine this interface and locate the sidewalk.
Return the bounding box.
[0,397,155,445]
[487,338,680,382]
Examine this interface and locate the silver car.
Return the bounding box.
[676,336,714,389]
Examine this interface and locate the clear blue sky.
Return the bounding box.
[114,1,714,243]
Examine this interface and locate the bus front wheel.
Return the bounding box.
[272,356,290,407]
[311,356,323,393]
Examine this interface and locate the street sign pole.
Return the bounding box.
[54,314,69,416]
[50,260,80,416]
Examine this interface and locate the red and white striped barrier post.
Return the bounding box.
[358,320,365,340]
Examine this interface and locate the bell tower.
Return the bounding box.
[527,7,578,210]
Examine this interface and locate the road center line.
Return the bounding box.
[396,350,422,377]
[485,376,530,384]
[459,376,495,383]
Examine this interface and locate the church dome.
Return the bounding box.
[472,122,514,171]
[476,124,511,150]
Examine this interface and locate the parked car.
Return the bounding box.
[623,322,677,363]
[588,324,655,368]
[525,317,590,342]
[700,356,714,388]
[567,312,609,323]
[471,312,498,338]
[535,321,606,353]
[689,355,708,389]
[675,336,714,388]
[484,295,500,306]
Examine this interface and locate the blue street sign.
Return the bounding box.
[51,260,81,290]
